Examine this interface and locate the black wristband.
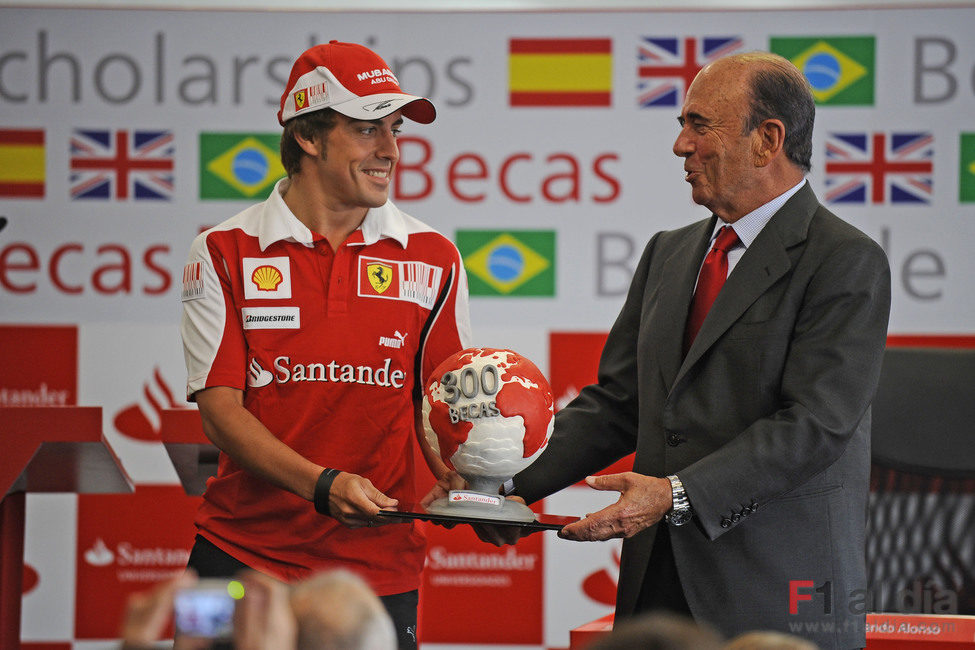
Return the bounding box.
[314,468,340,516]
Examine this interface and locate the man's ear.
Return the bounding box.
[293,130,322,158]
[754,118,786,167]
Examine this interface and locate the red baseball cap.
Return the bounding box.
[278,41,436,126]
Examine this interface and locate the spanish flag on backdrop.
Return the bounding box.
[0,129,45,198]
[509,38,612,107]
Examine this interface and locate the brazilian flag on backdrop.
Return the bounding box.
[456,230,556,297]
[200,133,285,199]
[770,36,875,105]
[961,134,975,203]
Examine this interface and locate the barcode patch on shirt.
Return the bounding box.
[399,261,442,309]
[181,261,205,301]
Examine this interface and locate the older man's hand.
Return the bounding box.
[557,473,673,541]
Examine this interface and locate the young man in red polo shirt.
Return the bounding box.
[180,41,472,648]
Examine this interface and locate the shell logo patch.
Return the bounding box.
[242,256,292,300]
[367,262,394,294]
[252,265,284,291]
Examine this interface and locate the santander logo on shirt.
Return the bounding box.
[247,356,408,389]
[248,359,274,388]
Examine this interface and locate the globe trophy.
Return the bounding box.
[420,347,554,523]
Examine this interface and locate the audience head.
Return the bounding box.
[724,630,819,650]
[290,569,396,650]
[586,612,724,650]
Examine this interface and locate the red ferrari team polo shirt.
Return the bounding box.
[180,178,472,594]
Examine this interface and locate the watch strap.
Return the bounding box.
[665,474,692,525]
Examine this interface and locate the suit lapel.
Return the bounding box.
[675,183,818,382]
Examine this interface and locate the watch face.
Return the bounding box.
[669,509,692,526]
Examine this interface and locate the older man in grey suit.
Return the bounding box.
[487,53,890,649]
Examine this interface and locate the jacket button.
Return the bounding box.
[720,518,732,528]
[732,513,741,523]
[666,432,685,446]
[750,501,759,511]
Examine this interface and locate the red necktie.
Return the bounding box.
[684,225,740,353]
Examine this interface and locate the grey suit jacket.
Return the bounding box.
[515,183,891,649]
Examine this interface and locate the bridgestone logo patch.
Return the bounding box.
[241,307,300,330]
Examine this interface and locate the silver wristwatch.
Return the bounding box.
[665,474,692,526]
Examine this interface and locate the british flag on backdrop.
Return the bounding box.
[824,132,934,204]
[69,129,174,200]
[637,36,743,107]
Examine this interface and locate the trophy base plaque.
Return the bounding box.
[425,489,536,522]
[376,497,579,531]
